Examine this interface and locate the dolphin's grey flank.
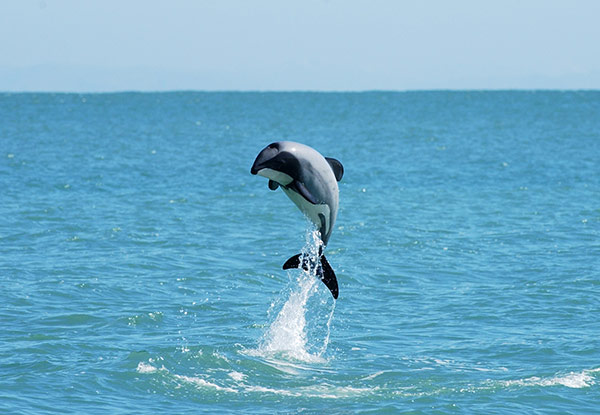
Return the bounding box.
[251,141,343,299]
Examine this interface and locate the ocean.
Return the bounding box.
[1,91,599,414]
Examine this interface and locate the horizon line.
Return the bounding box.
[2,88,600,94]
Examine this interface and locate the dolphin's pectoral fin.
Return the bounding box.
[291,180,319,204]
[325,157,344,182]
[268,179,279,190]
[318,255,339,299]
[282,253,339,299]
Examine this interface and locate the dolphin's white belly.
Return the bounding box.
[282,187,331,239]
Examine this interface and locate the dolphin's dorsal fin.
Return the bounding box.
[325,157,344,181]
[268,179,279,190]
[291,180,319,204]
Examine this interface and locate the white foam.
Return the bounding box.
[227,371,246,382]
[243,385,297,397]
[488,368,600,389]
[136,362,158,374]
[242,383,376,399]
[501,369,597,389]
[136,357,381,400]
[362,370,386,381]
[174,374,238,393]
[296,384,378,399]
[171,371,376,399]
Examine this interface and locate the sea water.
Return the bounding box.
[1,91,599,414]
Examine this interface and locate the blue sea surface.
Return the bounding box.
[1,91,599,414]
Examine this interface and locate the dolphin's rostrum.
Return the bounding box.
[251,141,343,299]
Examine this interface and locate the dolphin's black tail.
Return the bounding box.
[283,253,339,299]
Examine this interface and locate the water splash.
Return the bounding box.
[258,227,336,363]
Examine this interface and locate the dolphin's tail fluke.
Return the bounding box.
[283,253,339,299]
[319,255,339,299]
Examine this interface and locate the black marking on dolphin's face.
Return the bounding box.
[250,143,278,175]
[250,143,301,182]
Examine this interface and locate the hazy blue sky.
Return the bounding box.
[1,0,599,91]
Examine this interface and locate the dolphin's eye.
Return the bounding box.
[268,143,279,150]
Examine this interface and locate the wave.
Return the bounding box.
[136,357,600,402]
[136,361,375,399]
[497,367,600,389]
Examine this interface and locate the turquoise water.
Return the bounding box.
[1,91,599,414]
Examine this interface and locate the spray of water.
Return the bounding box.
[258,227,336,363]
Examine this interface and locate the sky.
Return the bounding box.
[1,0,599,91]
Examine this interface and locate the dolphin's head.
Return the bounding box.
[250,142,301,186]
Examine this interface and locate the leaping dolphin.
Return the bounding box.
[251,141,344,299]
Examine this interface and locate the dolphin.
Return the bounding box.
[250,141,344,299]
